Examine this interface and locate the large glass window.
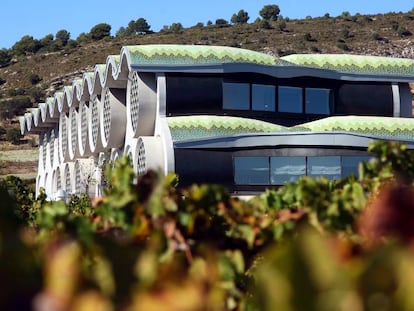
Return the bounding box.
[252,84,275,112]
[305,88,331,114]
[223,83,250,110]
[234,157,269,184]
[234,155,373,186]
[307,156,341,180]
[270,157,306,185]
[278,86,303,113]
[342,156,371,178]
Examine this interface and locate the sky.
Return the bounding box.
[0,0,412,49]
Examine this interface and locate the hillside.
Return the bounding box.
[1,12,414,93]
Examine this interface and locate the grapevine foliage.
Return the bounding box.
[1,141,414,310]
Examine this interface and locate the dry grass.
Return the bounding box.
[0,149,38,162]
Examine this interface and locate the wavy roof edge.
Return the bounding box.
[282,53,414,76]
[166,115,414,142]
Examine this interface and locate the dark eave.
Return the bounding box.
[173,131,414,150]
[131,62,414,83]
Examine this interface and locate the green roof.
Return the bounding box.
[123,44,289,66]
[297,116,414,140]
[168,115,414,142]
[282,54,414,76]
[167,115,286,141]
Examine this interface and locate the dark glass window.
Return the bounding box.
[305,88,331,114]
[252,84,275,112]
[270,156,306,185]
[233,154,373,186]
[223,83,250,110]
[234,157,269,184]
[166,76,222,115]
[307,156,341,180]
[278,86,303,113]
[341,156,371,178]
[336,84,393,116]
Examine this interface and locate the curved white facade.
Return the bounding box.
[18,44,414,198]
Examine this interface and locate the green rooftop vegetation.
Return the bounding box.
[168,115,414,142]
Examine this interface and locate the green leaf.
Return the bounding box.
[237,224,256,248]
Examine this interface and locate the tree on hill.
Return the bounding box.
[259,4,281,21]
[6,128,21,144]
[160,22,184,33]
[115,27,128,37]
[231,9,250,24]
[135,18,152,34]
[39,34,55,52]
[12,36,41,56]
[215,18,229,26]
[0,49,11,67]
[170,22,184,33]
[76,32,90,44]
[89,23,112,41]
[55,29,70,48]
[116,18,151,37]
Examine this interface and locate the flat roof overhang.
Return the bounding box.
[131,62,414,83]
[173,131,414,150]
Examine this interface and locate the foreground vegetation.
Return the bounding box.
[2,140,414,310]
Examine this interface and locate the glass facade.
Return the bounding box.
[234,157,269,184]
[252,84,275,112]
[307,156,341,180]
[342,156,371,177]
[278,86,303,113]
[305,88,331,114]
[223,83,250,110]
[221,82,334,116]
[270,156,306,184]
[234,155,371,185]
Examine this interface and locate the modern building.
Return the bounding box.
[18,44,414,198]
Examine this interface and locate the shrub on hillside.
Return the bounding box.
[275,19,287,31]
[398,26,412,37]
[303,32,313,41]
[258,19,272,29]
[337,41,351,51]
[0,48,11,67]
[0,96,32,119]
[6,128,22,144]
[29,74,42,85]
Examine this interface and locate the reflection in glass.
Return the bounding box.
[342,156,371,178]
[307,156,341,180]
[271,157,306,184]
[223,83,250,110]
[278,86,303,113]
[252,84,275,112]
[305,88,331,114]
[234,157,269,184]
